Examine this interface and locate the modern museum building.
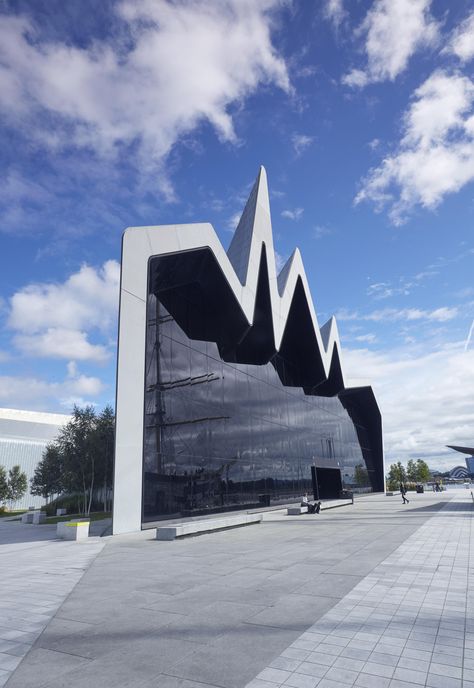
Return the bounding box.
[113,167,384,534]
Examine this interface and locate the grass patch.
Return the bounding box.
[43,511,112,525]
[0,509,28,518]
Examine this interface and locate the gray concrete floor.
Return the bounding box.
[3,492,457,688]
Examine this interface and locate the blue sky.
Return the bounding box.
[0,0,473,470]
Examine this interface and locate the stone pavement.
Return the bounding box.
[248,492,474,688]
[3,490,471,688]
[0,520,104,687]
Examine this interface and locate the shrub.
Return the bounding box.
[44,494,104,517]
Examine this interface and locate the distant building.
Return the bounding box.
[447,445,474,478]
[0,408,69,509]
[449,465,469,480]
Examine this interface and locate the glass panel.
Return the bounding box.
[143,260,378,522]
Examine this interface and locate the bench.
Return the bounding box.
[21,512,35,524]
[57,520,90,540]
[32,511,47,524]
[156,513,262,541]
[56,508,67,516]
[287,506,308,515]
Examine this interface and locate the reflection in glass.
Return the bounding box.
[143,286,376,522]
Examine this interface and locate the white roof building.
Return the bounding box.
[0,408,70,509]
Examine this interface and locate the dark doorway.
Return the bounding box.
[312,466,342,500]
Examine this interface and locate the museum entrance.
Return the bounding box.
[311,466,342,500]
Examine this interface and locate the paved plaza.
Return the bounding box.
[1,490,473,688]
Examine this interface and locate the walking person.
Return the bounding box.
[400,482,409,504]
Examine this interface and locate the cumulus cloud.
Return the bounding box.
[281,207,304,221]
[446,10,474,63]
[344,344,474,467]
[0,371,105,412]
[0,1,289,197]
[14,329,109,363]
[355,70,474,223]
[8,260,120,362]
[342,0,439,87]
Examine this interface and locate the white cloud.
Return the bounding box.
[337,306,458,323]
[342,0,439,87]
[314,225,333,240]
[281,207,304,221]
[292,133,314,156]
[447,10,474,63]
[355,70,474,223]
[14,329,109,363]
[344,344,474,468]
[0,2,289,197]
[324,0,346,30]
[366,282,400,299]
[9,261,119,334]
[8,260,119,362]
[226,211,242,233]
[0,371,105,412]
[354,333,377,343]
[367,271,439,300]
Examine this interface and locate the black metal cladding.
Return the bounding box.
[142,248,384,522]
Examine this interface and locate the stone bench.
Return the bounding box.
[32,511,47,524]
[287,506,308,515]
[57,520,90,540]
[21,512,35,524]
[56,508,67,516]
[156,513,262,541]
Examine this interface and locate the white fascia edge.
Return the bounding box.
[113,167,347,534]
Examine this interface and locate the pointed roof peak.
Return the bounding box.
[277,249,297,295]
[227,166,271,284]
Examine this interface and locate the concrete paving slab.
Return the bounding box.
[5,490,470,688]
[0,519,104,687]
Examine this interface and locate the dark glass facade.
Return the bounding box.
[143,251,382,522]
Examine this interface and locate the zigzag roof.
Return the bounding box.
[122,166,360,396]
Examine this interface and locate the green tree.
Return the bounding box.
[7,465,28,505]
[405,458,431,483]
[30,444,63,502]
[94,405,115,512]
[415,459,430,483]
[29,405,115,516]
[0,466,8,504]
[386,462,407,490]
[406,459,417,482]
[58,406,98,515]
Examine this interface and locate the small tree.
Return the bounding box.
[7,465,28,506]
[405,458,431,483]
[94,405,115,512]
[387,462,407,490]
[31,444,63,502]
[0,466,8,505]
[416,459,430,483]
[58,405,100,515]
[406,459,417,482]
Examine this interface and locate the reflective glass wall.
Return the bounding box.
[143,290,376,522]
